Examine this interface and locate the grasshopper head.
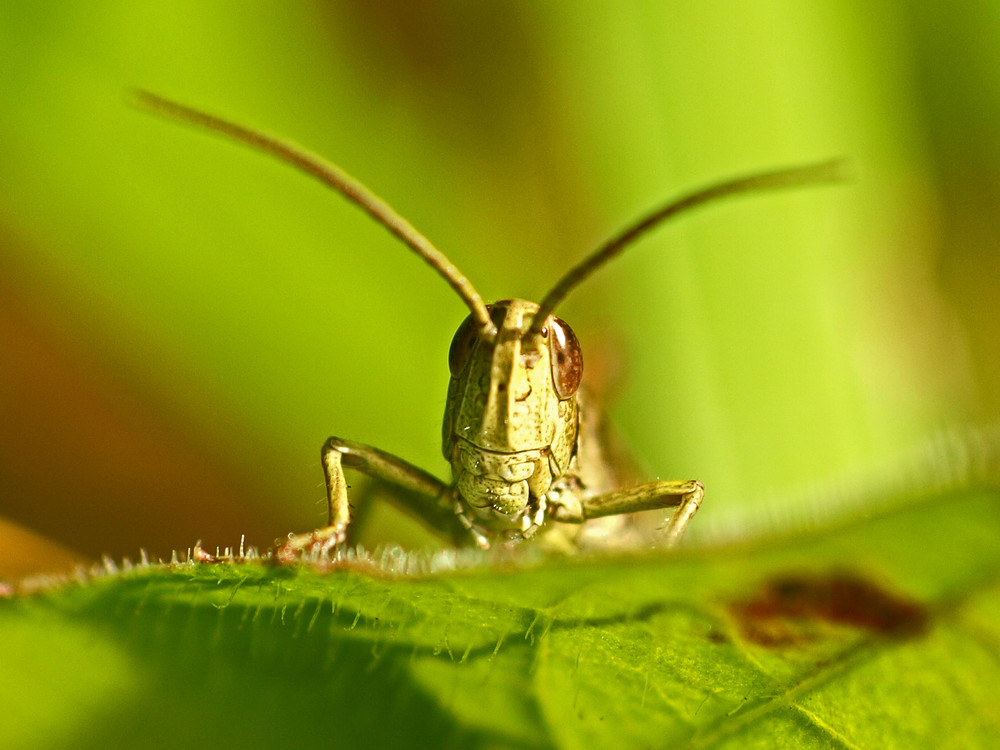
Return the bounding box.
[442,299,582,522]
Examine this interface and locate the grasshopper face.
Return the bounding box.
[443,299,582,528]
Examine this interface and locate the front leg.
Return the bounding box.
[550,479,704,548]
[276,437,466,562]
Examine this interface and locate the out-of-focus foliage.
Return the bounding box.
[0,2,995,567]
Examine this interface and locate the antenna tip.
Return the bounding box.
[127,88,156,108]
[804,158,852,184]
[128,89,184,117]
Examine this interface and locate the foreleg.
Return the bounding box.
[550,479,704,548]
[276,437,464,561]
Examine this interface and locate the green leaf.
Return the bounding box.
[3,487,998,749]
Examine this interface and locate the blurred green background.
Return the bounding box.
[0,2,995,573]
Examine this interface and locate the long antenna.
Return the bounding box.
[132,90,498,341]
[528,160,845,336]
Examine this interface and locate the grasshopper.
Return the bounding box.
[135,91,841,559]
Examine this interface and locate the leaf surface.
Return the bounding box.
[3,488,999,749]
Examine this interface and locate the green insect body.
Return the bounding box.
[135,90,842,559]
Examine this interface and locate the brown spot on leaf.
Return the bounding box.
[728,572,929,647]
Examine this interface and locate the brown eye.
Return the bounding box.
[548,316,583,399]
[489,301,510,330]
[448,314,478,377]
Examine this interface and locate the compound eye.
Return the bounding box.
[548,316,583,399]
[448,314,478,377]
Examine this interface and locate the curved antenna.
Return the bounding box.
[528,160,845,335]
[132,90,498,341]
